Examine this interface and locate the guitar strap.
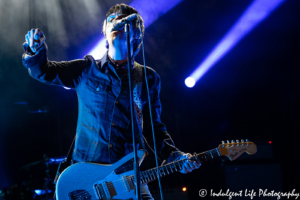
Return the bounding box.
[53,136,75,199]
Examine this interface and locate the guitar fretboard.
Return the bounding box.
[130,148,220,184]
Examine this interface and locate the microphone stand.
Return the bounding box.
[125,23,141,200]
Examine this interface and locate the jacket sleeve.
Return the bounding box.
[142,69,185,164]
[22,42,89,89]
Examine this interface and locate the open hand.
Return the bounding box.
[25,28,45,53]
[179,153,201,174]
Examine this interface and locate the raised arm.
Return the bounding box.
[22,28,89,89]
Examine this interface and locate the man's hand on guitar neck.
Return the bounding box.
[178,153,201,174]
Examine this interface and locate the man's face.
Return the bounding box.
[105,12,137,49]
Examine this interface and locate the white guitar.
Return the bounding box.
[56,139,257,200]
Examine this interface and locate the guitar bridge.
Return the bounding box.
[94,183,108,199]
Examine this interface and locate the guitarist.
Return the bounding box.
[22,3,200,199]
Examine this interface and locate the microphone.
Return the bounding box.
[112,14,138,31]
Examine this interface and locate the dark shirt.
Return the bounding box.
[22,42,184,164]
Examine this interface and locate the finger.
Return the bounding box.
[181,165,187,174]
[193,161,200,169]
[186,160,194,169]
[184,162,193,172]
[30,29,35,47]
[25,34,30,45]
[34,29,39,40]
[197,160,201,168]
[34,28,43,39]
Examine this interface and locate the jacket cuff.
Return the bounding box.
[22,42,47,69]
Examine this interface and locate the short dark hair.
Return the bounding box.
[102,4,145,58]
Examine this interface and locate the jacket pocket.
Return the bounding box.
[84,77,108,110]
[86,77,108,93]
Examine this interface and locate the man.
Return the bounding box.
[22,4,200,199]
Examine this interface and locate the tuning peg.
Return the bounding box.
[246,139,249,142]
[236,140,239,143]
[227,140,230,143]
[231,140,235,143]
[222,141,225,144]
[241,139,244,143]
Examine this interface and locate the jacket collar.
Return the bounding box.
[99,51,134,69]
[99,51,109,68]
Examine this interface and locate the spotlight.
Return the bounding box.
[186,0,284,87]
[185,77,195,88]
[182,187,187,192]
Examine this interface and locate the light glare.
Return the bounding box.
[185,77,195,88]
[186,0,285,87]
[87,0,183,59]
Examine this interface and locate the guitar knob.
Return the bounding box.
[241,139,244,143]
[231,140,235,143]
[222,141,225,144]
[227,140,230,143]
[246,139,249,142]
[236,140,239,143]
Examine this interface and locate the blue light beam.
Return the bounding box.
[88,0,183,59]
[186,0,285,87]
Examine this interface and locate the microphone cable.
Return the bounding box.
[138,15,165,200]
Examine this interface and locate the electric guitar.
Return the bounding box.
[56,139,257,200]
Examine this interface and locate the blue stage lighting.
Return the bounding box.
[88,0,183,59]
[185,77,195,88]
[186,0,285,87]
[34,189,52,195]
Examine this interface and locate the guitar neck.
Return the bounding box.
[137,148,220,184]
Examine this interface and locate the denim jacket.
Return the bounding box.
[22,43,184,164]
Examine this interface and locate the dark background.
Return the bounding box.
[0,0,299,199]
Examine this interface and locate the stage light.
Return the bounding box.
[185,77,195,88]
[88,0,184,59]
[34,189,52,195]
[269,141,272,144]
[186,0,285,87]
[182,187,187,192]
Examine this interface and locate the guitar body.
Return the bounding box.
[56,150,146,200]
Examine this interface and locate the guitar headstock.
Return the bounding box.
[218,139,257,161]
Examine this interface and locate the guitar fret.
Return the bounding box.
[161,167,165,176]
[158,168,162,177]
[179,161,183,170]
[151,170,155,179]
[138,148,224,185]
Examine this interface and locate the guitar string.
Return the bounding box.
[72,149,220,199]
[71,150,220,198]
[73,149,220,198]
[72,141,249,198]
[71,159,188,199]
